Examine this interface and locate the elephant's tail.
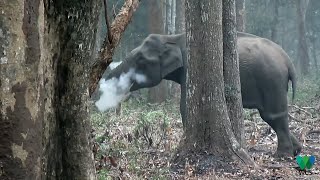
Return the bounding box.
[288,61,297,102]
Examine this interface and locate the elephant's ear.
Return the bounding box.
[160,42,183,79]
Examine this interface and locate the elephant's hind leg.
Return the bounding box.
[259,109,295,157]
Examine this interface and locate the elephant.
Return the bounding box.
[102,32,302,158]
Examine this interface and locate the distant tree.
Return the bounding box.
[176,0,185,33]
[147,0,168,103]
[236,0,246,32]
[271,0,280,42]
[306,0,320,73]
[245,0,299,65]
[296,0,310,75]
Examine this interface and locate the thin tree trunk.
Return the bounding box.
[311,40,318,73]
[170,0,184,100]
[171,0,176,34]
[235,0,246,32]
[148,0,168,103]
[223,0,245,148]
[296,0,310,75]
[165,0,171,34]
[271,0,279,42]
[175,0,185,33]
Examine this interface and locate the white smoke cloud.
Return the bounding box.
[132,73,147,83]
[95,68,147,112]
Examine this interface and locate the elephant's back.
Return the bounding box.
[237,34,291,109]
[237,35,289,78]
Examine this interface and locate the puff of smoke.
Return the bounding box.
[95,68,146,112]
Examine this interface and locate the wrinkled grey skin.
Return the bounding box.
[104,32,302,157]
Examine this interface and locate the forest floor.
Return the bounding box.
[90,78,320,180]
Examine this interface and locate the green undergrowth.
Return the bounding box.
[90,95,182,179]
[290,72,320,105]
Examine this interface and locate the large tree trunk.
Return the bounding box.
[44,1,100,179]
[147,0,168,103]
[181,0,253,165]
[0,1,44,179]
[235,0,246,32]
[222,0,245,148]
[296,0,310,75]
[1,1,100,179]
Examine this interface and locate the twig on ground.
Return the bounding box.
[288,114,304,123]
[307,129,320,135]
[289,105,313,117]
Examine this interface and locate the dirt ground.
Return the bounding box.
[91,94,320,180]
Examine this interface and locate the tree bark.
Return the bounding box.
[235,0,246,32]
[296,0,310,75]
[0,1,43,179]
[44,1,100,179]
[222,0,245,148]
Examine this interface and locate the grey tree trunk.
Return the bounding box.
[311,40,318,73]
[44,1,100,179]
[148,0,168,103]
[0,1,99,179]
[172,0,255,167]
[183,0,250,162]
[296,0,310,75]
[235,0,246,32]
[175,0,185,33]
[222,0,245,148]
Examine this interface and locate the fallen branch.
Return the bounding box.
[307,129,320,135]
[89,0,141,96]
[289,105,313,117]
[288,113,304,123]
[288,113,320,124]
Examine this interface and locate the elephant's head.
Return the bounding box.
[105,34,185,92]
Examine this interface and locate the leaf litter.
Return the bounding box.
[90,93,320,179]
